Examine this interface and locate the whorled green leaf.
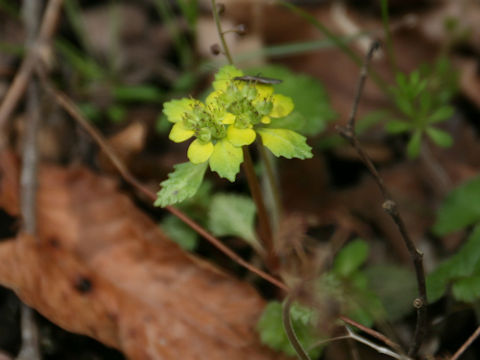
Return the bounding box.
[433,176,480,235]
[427,106,454,124]
[154,161,208,207]
[256,301,323,359]
[258,128,312,159]
[425,127,453,148]
[333,239,369,277]
[244,65,336,136]
[208,193,258,249]
[406,130,422,158]
[385,119,412,134]
[208,139,243,182]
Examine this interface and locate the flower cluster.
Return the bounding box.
[162,65,312,181]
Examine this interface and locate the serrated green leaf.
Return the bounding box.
[160,215,198,251]
[245,65,336,136]
[433,176,480,235]
[333,239,369,277]
[365,265,417,321]
[385,119,412,134]
[407,130,422,158]
[426,127,453,148]
[428,106,454,124]
[258,128,312,159]
[208,193,258,249]
[155,162,208,207]
[257,301,323,359]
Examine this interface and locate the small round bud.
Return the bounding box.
[235,24,247,36]
[210,44,221,56]
[217,3,225,15]
[198,128,212,143]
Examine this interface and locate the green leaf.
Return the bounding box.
[154,162,208,207]
[427,225,480,301]
[427,106,454,124]
[407,130,422,158]
[365,265,417,322]
[258,128,312,159]
[245,65,336,136]
[208,193,258,249]
[433,176,480,235]
[257,301,323,359]
[425,127,453,148]
[160,215,198,251]
[208,139,243,182]
[333,239,369,277]
[385,119,412,134]
[452,274,480,303]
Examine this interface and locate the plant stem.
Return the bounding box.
[211,0,233,64]
[257,138,282,228]
[242,147,278,271]
[282,291,311,360]
[380,0,397,73]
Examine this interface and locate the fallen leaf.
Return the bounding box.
[0,152,289,360]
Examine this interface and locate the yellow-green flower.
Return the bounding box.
[162,65,311,182]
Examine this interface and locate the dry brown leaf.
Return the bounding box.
[0,152,289,360]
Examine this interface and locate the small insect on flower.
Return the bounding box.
[233,75,283,85]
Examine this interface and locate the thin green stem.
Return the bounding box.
[242,147,278,271]
[380,0,397,73]
[283,292,311,360]
[211,0,233,64]
[257,138,282,228]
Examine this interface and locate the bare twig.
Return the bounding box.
[450,326,480,360]
[0,0,63,137]
[16,0,46,358]
[339,315,402,353]
[37,72,288,292]
[336,41,427,359]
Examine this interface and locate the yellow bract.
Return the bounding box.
[227,126,256,146]
[187,139,214,164]
[270,94,294,118]
[169,122,194,143]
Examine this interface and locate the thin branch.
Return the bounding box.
[16,0,46,358]
[282,291,312,360]
[0,0,63,141]
[450,326,480,360]
[211,0,233,64]
[339,316,400,351]
[37,72,288,292]
[345,326,408,360]
[336,41,427,359]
